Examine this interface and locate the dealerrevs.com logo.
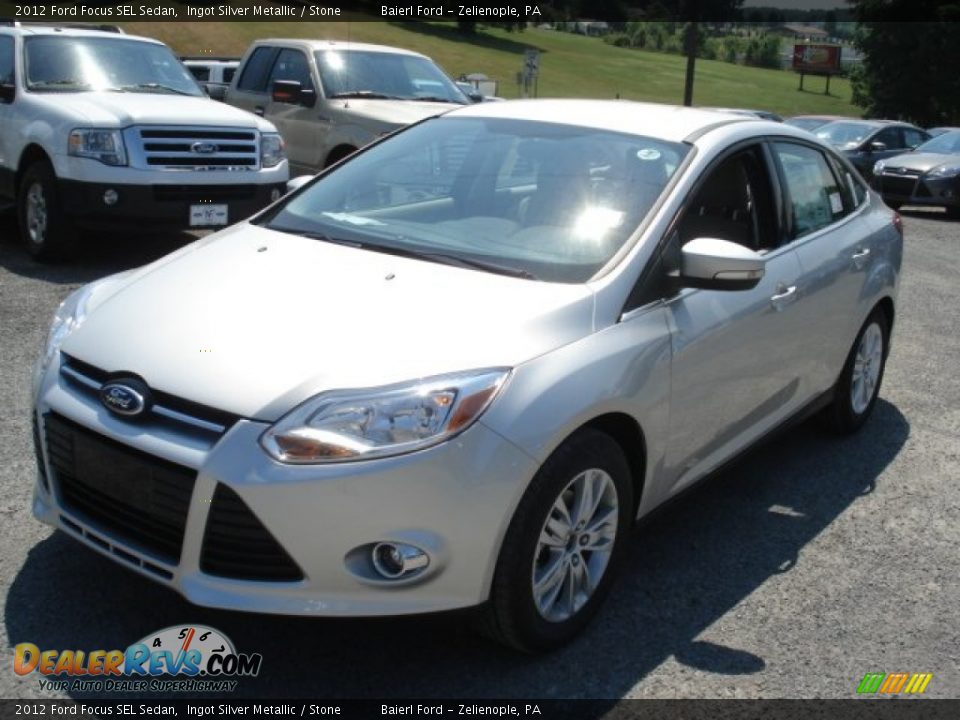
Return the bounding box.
[14,625,262,693]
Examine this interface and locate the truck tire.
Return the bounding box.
[17,160,78,261]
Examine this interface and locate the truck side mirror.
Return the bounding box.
[272,80,315,108]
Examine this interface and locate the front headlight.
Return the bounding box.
[68,128,127,166]
[929,164,960,178]
[260,133,286,168]
[261,369,510,464]
[873,160,886,176]
[39,284,95,371]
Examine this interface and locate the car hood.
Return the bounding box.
[326,98,459,128]
[881,152,960,174]
[62,224,595,421]
[37,92,276,132]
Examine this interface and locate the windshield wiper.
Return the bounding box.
[368,244,537,280]
[328,90,404,100]
[267,225,536,279]
[29,80,91,90]
[410,95,462,104]
[267,226,363,248]
[119,83,193,96]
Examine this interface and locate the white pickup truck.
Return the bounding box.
[225,39,468,174]
[0,23,289,260]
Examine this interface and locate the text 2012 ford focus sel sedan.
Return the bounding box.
[31,100,902,652]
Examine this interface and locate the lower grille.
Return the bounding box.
[45,413,196,564]
[880,175,919,197]
[32,413,49,491]
[201,484,304,582]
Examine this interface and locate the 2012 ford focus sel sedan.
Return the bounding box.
[31,100,902,652]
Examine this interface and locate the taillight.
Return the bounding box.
[893,212,903,238]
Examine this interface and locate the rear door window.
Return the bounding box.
[773,142,849,239]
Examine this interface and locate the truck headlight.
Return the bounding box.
[68,129,127,166]
[261,369,510,464]
[260,133,285,168]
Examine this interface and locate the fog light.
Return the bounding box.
[371,542,429,579]
[270,187,282,202]
[102,189,118,206]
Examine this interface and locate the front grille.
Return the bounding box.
[133,126,259,172]
[880,174,919,197]
[60,354,239,437]
[45,413,196,564]
[153,184,258,203]
[201,484,304,582]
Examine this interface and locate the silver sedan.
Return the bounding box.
[31,100,901,651]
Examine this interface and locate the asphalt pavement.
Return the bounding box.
[0,209,957,701]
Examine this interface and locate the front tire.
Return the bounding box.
[822,310,889,434]
[17,160,77,261]
[479,428,633,652]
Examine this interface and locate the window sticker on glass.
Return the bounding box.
[829,192,843,215]
[637,148,662,161]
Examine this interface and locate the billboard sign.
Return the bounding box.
[792,44,843,74]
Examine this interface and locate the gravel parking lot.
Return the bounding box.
[1,208,957,701]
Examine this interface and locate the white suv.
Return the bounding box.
[0,24,289,260]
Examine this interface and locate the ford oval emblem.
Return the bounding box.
[99,379,150,418]
[191,142,218,155]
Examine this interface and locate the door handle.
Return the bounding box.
[770,284,797,310]
[254,106,265,117]
[851,247,871,269]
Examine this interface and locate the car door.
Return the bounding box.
[663,143,808,492]
[774,141,879,393]
[262,48,323,175]
[0,35,15,202]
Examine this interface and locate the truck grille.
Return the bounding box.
[45,413,196,564]
[879,172,919,197]
[130,126,260,171]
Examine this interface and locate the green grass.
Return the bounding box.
[122,20,861,117]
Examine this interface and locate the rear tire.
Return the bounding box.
[946,206,960,220]
[822,310,889,434]
[478,428,633,652]
[17,160,77,261]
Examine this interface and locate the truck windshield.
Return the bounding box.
[315,50,467,104]
[24,36,203,95]
[259,116,690,283]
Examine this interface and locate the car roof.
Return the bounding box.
[443,99,768,143]
[254,38,428,59]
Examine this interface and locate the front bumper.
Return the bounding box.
[32,355,538,616]
[873,172,960,208]
[57,179,287,232]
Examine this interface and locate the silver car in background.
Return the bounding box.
[31,100,902,652]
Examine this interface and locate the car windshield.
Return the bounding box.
[815,122,874,147]
[24,36,203,95]
[258,116,690,283]
[915,130,960,154]
[315,49,466,103]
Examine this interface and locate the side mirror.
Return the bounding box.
[0,82,14,103]
[271,80,315,108]
[285,175,313,195]
[680,237,765,291]
[869,141,887,153]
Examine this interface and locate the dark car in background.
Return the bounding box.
[815,120,930,181]
[785,115,851,133]
[873,129,960,218]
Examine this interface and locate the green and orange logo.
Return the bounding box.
[857,672,933,695]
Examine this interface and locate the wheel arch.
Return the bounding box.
[15,144,52,195]
[324,144,358,168]
[580,412,647,520]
